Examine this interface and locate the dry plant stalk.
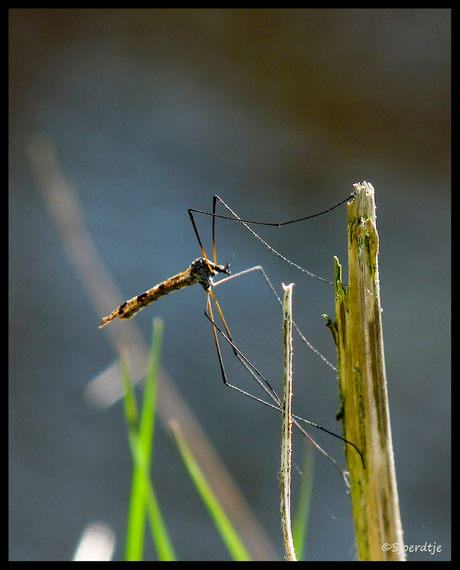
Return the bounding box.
[326,182,405,561]
[280,283,296,561]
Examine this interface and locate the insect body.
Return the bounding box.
[100,257,230,327]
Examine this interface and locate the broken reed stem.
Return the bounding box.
[281,283,296,562]
[327,182,405,561]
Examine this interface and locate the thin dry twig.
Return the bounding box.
[280,283,296,561]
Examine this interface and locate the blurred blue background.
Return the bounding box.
[9,9,450,561]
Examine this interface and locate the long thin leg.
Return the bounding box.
[208,289,279,404]
[188,208,213,272]
[212,272,362,462]
[212,195,218,265]
[205,289,364,477]
[189,201,231,276]
[215,265,337,372]
[213,197,333,284]
[190,194,352,227]
[188,194,353,285]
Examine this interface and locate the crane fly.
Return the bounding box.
[100,194,363,476]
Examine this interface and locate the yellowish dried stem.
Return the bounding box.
[326,182,405,561]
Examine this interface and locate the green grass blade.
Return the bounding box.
[126,316,163,558]
[121,318,177,561]
[169,420,252,561]
[292,439,315,561]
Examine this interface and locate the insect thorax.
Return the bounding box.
[190,257,230,290]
